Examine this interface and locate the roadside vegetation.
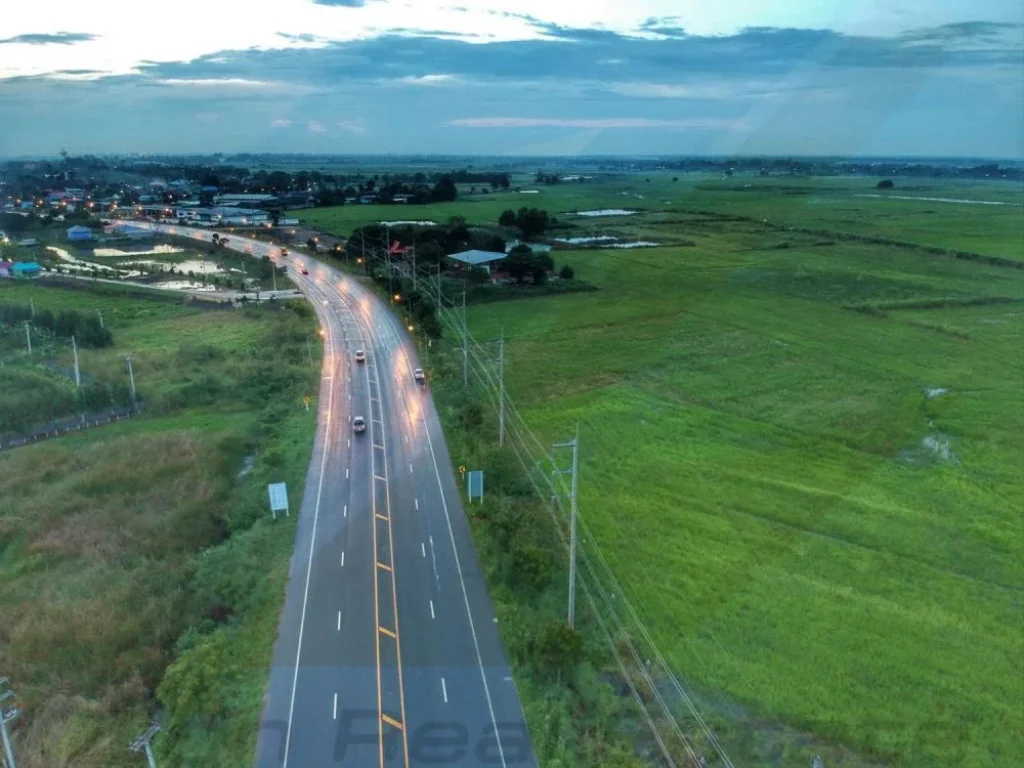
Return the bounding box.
[0,281,320,766]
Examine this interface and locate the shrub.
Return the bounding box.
[559,265,575,280]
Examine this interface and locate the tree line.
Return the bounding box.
[0,302,113,347]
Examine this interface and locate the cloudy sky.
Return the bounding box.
[0,0,1021,157]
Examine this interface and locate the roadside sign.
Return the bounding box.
[268,482,289,518]
[467,471,484,503]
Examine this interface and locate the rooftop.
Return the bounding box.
[448,249,507,266]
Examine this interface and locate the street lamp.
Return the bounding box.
[393,293,401,302]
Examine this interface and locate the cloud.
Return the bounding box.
[276,32,328,44]
[312,0,366,6]
[1,17,1020,158]
[336,119,367,134]
[396,74,458,85]
[449,117,743,129]
[155,78,272,88]
[0,32,97,45]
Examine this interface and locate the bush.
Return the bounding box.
[559,265,575,280]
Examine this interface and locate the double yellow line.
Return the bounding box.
[367,359,410,768]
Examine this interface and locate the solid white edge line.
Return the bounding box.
[405,325,508,767]
[430,599,435,619]
[282,295,336,767]
[441,676,448,704]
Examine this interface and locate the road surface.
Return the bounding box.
[136,222,536,768]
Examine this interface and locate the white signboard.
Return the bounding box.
[268,482,289,518]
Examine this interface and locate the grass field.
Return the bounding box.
[388,175,1023,766]
[300,174,1023,263]
[0,282,321,766]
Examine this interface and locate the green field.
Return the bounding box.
[0,282,320,766]
[358,176,1023,766]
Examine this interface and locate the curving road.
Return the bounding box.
[137,223,535,768]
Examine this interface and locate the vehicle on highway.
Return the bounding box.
[352,416,366,433]
[354,350,365,363]
[414,368,426,386]
[301,268,309,275]
[280,248,288,257]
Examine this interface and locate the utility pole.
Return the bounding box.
[24,322,31,356]
[129,723,160,768]
[435,265,442,310]
[126,355,137,405]
[29,297,34,318]
[306,338,313,366]
[71,335,81,387]
[0,677,19,768]
[411,246,417,291]
[272,262,277,293]
[461,287,468,387]
[552,421,580,628]
[498,328,505,447]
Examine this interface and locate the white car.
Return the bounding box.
[353,416,366,433]
[354,350,365,363]
[414,368,425,386]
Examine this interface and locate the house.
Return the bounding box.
[447,249,506,274]
[216,193,278,207]
[359,194,377,205]
[388,240,411,258]
[67,225,93,241]
[13,261,41,279]
[0,261,13,278]
[17,238,38,247]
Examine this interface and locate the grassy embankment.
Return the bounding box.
[332,176,1023,766]
[0,280,321,766]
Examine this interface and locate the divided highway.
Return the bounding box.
[137,224,536,767]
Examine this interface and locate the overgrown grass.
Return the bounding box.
[0,283,321,766]
[427,181,1023,766]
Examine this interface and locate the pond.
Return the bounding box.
[575,209,639,217]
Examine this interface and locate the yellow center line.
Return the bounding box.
[381,714,404,731]
[378,625,397,639]
[376,561,392,572]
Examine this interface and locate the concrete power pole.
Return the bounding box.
[552,421,580,628]
[129,723,160,768]
[71,335,81,387]
[126,355,137,405]
[97,309,104,330]
[498,329,505,447]
[0,678,19,768]
[461,287,468,387]
[24,322,31,356]
[411,246,417,291]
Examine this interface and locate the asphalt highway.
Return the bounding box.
[136,223,536,768]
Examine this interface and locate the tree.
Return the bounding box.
[267,171,292,192]
[516,207,549,240]
[306,237,318,252]
[498,209,517,227]
[533,621,583,679]
[429,176,458,203]
[877,179,895,189]
[559,264,574,280]
[504,245,536,284]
